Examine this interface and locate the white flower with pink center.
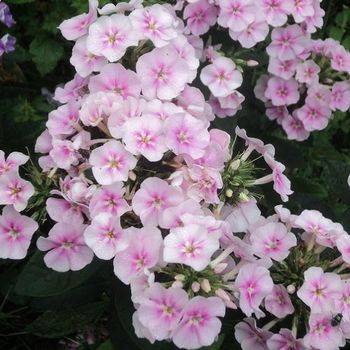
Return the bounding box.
[264,284,295,318]
[132,177,184,226]
[258,0,294,27]
[265,77,300,106]
[0,151,28,177]
[89,140,137,185]
[163,223,219,271]
[0,206,38,259]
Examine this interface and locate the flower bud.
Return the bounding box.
[191,282,200,293]
[247,60,259,67]
[172,281,183,288]
[200,279,211,293]
[287,284,296,294]
[214,262,228,274]
[225,189,233,198]
[174,274,185,281]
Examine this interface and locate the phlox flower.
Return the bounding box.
[0,151,28,176]
[37,221,94,272]
[183,0,218,36]
[235,263,273,317]
[54,74,89,104]
[297,267,342,313]
[46,197,85,223]
[35,130,52,154]
[295,60,320,85]
[265,77,300,106]
[267,25,307,61]
[87,14,138,62]
[163,223,220,271]
[282,113,310,142]
[267,329,306,350]
[49,139,79,170]
[143,99,184,122]
[0,34,15,56]
[89,140,137,185]
[132,177,184,226]
[122,115,167,162]
[290,0,315,23]
[268,58,299,80]
[250,222,297,261]
[258,0,293,27]
[137,283,188,341]
[218,91,245,115]
[336,234,350,264]
[0,174,34,211]
[130,4,178,47]
[70,37,107,78]
[58,0,98,41]
[84,213,128,260]
[306,83,332,107]
[113,226,163,284]
[200,57,243,98]
[331,46,350,73]
[98,0,143,15]
[0,2,15,28]
[172,296,225,349]
[89,183,130,219]
[303,0,325,34]
[330,81,350,112]
[89,63,141,99]
[335,281,350,323]
[296,100,332,131]
[264,284,294,318]
[0,206,38,259]
[303,313,345,350]
[266,105,289,125]
[136,45,190,100]
[133,311,156,344]
[164,113,210,159]
[234,318,272,350]
[217,0,255,32]
[254,74,269,103]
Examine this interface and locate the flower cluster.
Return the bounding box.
[1,0,350,349]
[0,1,15,57]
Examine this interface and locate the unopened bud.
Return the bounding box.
[229,159,240,171]
[238,191,250,202]
[225,189,233,198]
[215,288,231,302]
[172,281,183,288]
[191,282,200,293]
[214,262,228,274]
[174,274,185,282]
[200,279,211,293]
[287,284,296,294]
[247,60,259,67]
[128,170,136,181]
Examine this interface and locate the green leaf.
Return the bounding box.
[329,26,345,41]
[15,252,102,297]
[98,339,114,350]
[29,35,64,75]
[26,301,107,338]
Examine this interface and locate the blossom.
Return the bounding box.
[0,151,28,176]
[290,0,315,24]
[200,57,243,97]
[0,206,38,259]
[122,115,167,162]
[0,2,15,28]
[268,58,299,80]
[250,222,297,261]
[235,263,273,317]
[258,0,293,27]
[0,34,15,56]
[113,226,163,284]
[132,177,183,226]
[37,221,94,272]
[330,81,350,112]
[282,114,310,141]
[87,14,138,62]
[0,174,34,211]
[163,223,219,271]
[89,140,137,185]
[46,197,84,223]
[164,113,210,159]
[297,267,342,313]
[172,296,225,349]
[137,283,188,340]
[267,329,306,350]
[264,284,294,318]
[295,60,320,85]
[130,4,178,47]
[265,77,300,106]
[84,213,128,260]
[53,74,89,103]
[49,139,79,170]
[89,183,130,219]
[136,45,190,100]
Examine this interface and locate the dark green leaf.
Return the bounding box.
[98,339,114,350]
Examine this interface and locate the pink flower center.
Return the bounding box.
[62,242,74,249]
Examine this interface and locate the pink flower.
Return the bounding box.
[37,221,94,272]
[265,77,300,106]
[46,102,80,136]
[89,140,137,185]
[297,267,342,313]
[254,74,269,102]
[0,150,28,176]
[303,1,325,34]
[266,105,289,124]
[296,100,332,131]
[49,139,79,170]
[70,37,107,78]
[267,329,306,350]
[113,226,163,284]
[58,0,98,40]
[184,0,218,36]
[265,284,294,318]
[35,130,52,154]
[137,283,188,340]
[132,177,183,226]
[0,206,38,259]
[136,45,190,100]
[87,14,138,62]
[268,58,299,80]
[200,57,243,97]
[217,0,255,32]
[172,296,225,349]
[250,222,297,261]
[303,313,345,350]
[290,0,315,23]
[84,213,128,260]
[143,99,184,122]
[130,4,178,47]
[267,25,308,61]
[89,183,130,219]
[235,263,273,317]
[89,63,141,99]
[122,115,167,162]
[282,113,310,141]
[235,318,272,350]
[331,46,350,73]
[164,113,210,159]
[258,0,293,27]
[336,234,350,264]
[46,197,84,223]
[0,174,34,211]
[295,60,320,85]
[54,74,89,103]
[331,81,350,112]
[163,223,219,271]
[306,83,332,106]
